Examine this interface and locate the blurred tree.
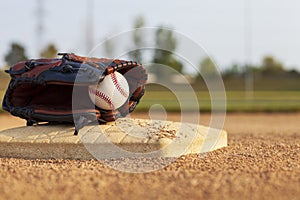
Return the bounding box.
[151,27,183,79]
[198,57,217,78]
[103,37,115,58]
[261,56,284,74]
[40,44,58,58]
[230,64,239,75]
[4,43,28,66]
[287,69,300,77]
[222,63,240,78]
[130,15,145,62]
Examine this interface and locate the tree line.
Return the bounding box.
[4,43,58,67]
[2,16,300,82]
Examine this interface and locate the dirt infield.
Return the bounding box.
[0,113,299,200]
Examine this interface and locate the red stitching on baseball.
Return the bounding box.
[111,73,128,98]
[89,87,115,110]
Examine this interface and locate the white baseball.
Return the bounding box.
[88,72,129,110]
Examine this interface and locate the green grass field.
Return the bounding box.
[0,89,299,113]
[136,90,300,112]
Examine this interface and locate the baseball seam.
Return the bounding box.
[89,87,115,110]
[111,73,128,98]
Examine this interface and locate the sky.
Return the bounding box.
[0,0,300,72]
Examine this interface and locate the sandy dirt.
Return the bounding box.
[0,113,299,200]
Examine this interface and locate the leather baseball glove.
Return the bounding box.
[2,53,147,134]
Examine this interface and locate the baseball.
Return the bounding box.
[88,72,129,110]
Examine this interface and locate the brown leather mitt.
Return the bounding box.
[2,53,147,134]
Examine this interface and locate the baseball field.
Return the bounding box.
[0,112,299,200]
[2,1,300,199]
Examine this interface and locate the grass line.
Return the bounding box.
[1,90,300,113]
